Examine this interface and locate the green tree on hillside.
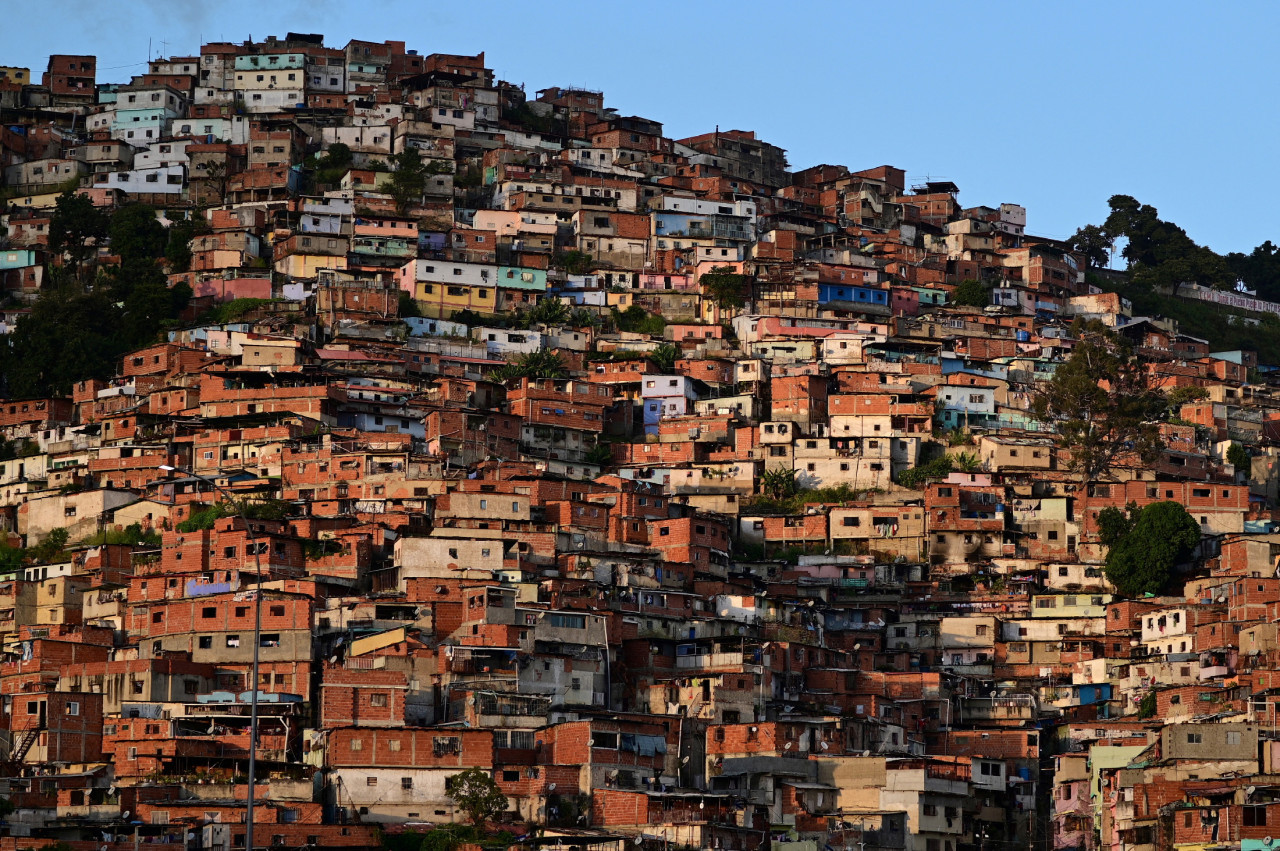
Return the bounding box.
[700,267,749,310]
[445,767,509,827]
[48,190,109,276]
[384,147,428,215]
[952,279,990,308]
[1032,322,1166,486]
[649,342,679,373]
[1098,195,1229,293]
[1067,223,1113,269]
[0,277,123,397]
[1227,442,1251,474]
[1103,501,1200,597]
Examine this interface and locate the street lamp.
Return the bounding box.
[159,464,264,851]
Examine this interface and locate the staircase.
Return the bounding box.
[11,721,42,763]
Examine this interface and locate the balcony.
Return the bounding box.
[676,651,748,671]
[1199,665,1231,680]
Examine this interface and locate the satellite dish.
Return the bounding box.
[122,811,131,820]
[681,756,689,764]
[820,741,829,750]
[328,656,338,664]
[634,838,643,846]
[466,697,476,706]
[699,801,705,810]
[784,742,792,750]
[720,609,730,617]
[587,739,594,747]
[548,783,556,791]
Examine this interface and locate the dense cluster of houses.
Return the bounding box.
[2,32,1280,851]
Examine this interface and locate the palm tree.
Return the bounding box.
[487,350,569,385]
[518,349,569,379]
[760,467,800,501]
[523,298,570,328]
[649,343,679,373]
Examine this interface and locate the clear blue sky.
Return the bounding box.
[3,1,1276,254]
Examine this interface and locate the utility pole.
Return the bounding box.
[159,464,264,851]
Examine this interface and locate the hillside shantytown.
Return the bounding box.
[3,30,1280,851]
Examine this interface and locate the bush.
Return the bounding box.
[176,499,291,532]
[898,455,954,490]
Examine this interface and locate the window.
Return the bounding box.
[1186,732,1203,744]
[1227,731,1242,745]
[65,701,79,716]
[370,693,388,707]
[547,613,586,629]
[401,777,413,790]
[198,636,212,649]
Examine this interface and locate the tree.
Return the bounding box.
[584,443,614,467]
[897,455,954,490]
[700,267,749,310]
[951,450,981,473]
[446,767,509,827]
[488,350,569,384]
[166,215,208,274]
[1094,505,1133,548]
[30,527,70,563]
[648,342,679,373]
[47,189,109,276]
[521,297,570,328]
[516,350,568,379]
[199,159,230,206]
[612,305,665,335]
[951,279,990,308]
[119,271,191,349]
[108,204,167,265]
[1227,442,1251,474]
[398,291,422,318]
[568,307,600,329]
[555,250,593,276]
[1099,194,1230,293]
[1165,385,1209,410]
[760,467,799,501]
[1104,501,1200,597]
[311,142,353,188]
[1067,224,1114,269]
[1227,240,1280,302]
[384,147,428,215]
[1032,323,1166,487]
[1,278,124,397]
